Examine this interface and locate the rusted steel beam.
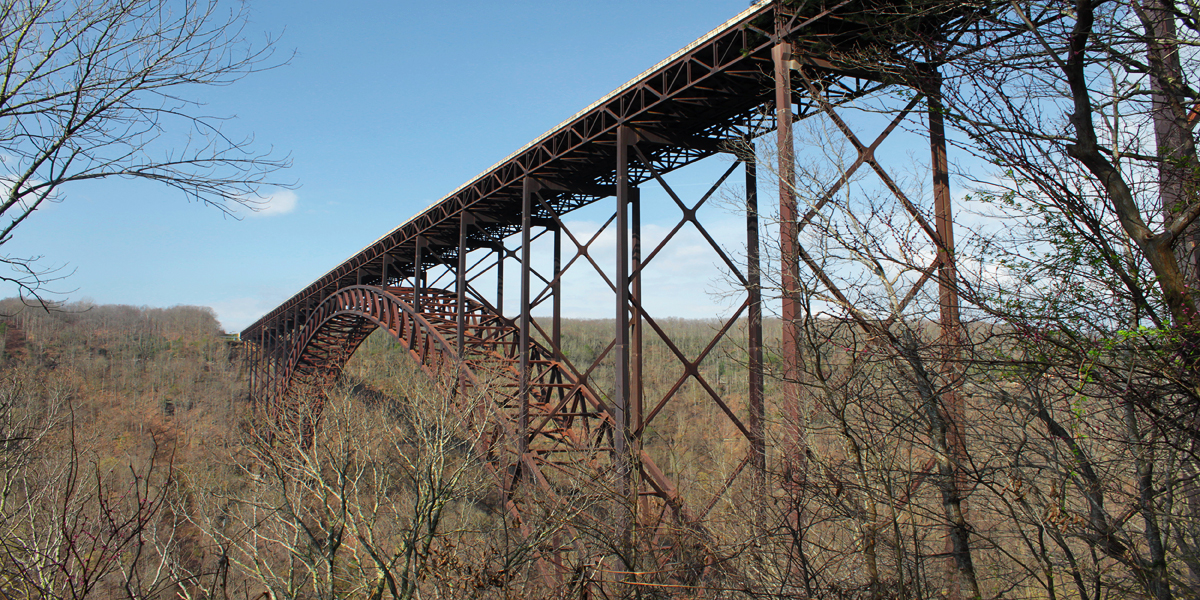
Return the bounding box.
[520,177,537,456]
[457,212,475,357]
[552,222,561,362]
[929,68,962,359]
[745,148,765,499]
[631,186,643,438]
[614,124,634,564]
[928,65,971,599]
[414,236,426,312]
[614,124,633,473]
[496,247,505,317]
[773,40,802,470]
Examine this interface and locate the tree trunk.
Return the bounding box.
[1064,0,1199,332]
[1140,0,1200,284]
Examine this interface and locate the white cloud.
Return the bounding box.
[208,296,284,333]
[248,189,298,217]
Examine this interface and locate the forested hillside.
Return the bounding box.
[0,301,244,598]
[3,300,1199,599]
[0,303,775,599]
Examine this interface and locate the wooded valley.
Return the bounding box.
[1,300,1198,599]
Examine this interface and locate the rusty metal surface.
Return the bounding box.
[243,0,983,593]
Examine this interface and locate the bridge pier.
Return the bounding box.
[456,212,474,358]
[745,144,765,505]
[614,124,640,572]
[553,220,562,362]
[413,236,426,313]
[520,177,537,458]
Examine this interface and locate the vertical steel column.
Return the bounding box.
[290,306,298,372]
[520,177,537,456]
[259,334,266,405]
[773,41,799,399]
[269,324,279,408]
[773,37,803,482]
[457,212,474,356]
[248,334,257,405]
[553,223,562,361]
[278,323,287,418]
[929,65,973,600]
[614,125,634,559]
[269,325,278,419]
[774,24,809,587]
[276,322,285,401]
[250,336,257,403]
[631,187,643,435]
[255,331,264,413]
[496,247,505,317]
[414,237,426,313]
[263,331,269,406]
[262,331,268,405]
[297,303,303,364]
[928,70,962,411]
[614,126,632,474]
[257,334,264,406]
[277,321,286,406]
[382,253,391,289]
[929,70,965,469]
[746,147,766,497]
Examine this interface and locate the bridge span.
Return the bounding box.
[243,0,972,594]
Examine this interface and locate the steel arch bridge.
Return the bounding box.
[243,0,978,594]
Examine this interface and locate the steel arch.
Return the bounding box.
[260,283,712,588]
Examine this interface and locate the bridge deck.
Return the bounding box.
[242,0,970,338]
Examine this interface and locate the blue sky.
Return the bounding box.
[2,1,779,331]
[5,0,967,333]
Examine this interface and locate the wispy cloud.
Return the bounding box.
[248,189,298,217]
[209,296,284,332]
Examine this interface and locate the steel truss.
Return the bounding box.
[244,0,985,595]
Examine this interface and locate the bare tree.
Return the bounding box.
[931,0,1199,334]
[0,0,288,301]
[924,6,1200,595]
[724,3,1200,598]
[0,386,181,599]
[188,369,573,600]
